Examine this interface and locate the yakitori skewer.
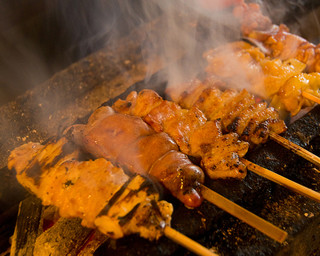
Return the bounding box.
[200,185,288,243]
[269,132,320,169]
[230,2,320,119]
[233,2,320,73]
[241,158,320,203]
[169,82,320,200]
[203,39,320,117]
[302,91,320,105]
[167,77,320,170]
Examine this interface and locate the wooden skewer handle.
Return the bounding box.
[302,91,320,105]
[200,185,288,243]
[164,226,218,256]
[270,132,320,168]
[242,158,320,204]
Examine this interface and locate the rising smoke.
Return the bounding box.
[0,0,319,106]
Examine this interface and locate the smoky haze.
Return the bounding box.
[0,0,132,106]
[0,0,319,106]
[106,0,245,87]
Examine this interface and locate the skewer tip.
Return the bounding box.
[164,226,218,256]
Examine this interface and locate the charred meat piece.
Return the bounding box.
[167,79,287,146]
[67,106,205,208]
[113,89,249,180]
[8,137,173,240]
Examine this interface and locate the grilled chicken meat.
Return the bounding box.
[233,2,320,73]
[67,106,205,208]
[233,2,273,37]
[275,73,320,116]
[167,78,287,146]
[204,41,306,98]
[113,89,249,180]
[7,137,173,240]
[204,39,320,116]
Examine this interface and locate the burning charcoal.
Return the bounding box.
[10,196,43,256]
[0,204,19,253]
[33,218,92,256]
[77,231,108,256]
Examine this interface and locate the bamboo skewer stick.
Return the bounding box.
[269,132,320,168]
[200,185,288,243]
[164,226,218,256]
[302,91,320,105]
[241,158,320,203]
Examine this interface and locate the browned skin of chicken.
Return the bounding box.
[67,106,205,208]
[167,79,287,146]
[201,133,249,179]
[202,39,316,117]
[276,73,320,116]
[233,2,320,72]
[146,102,208,155]
[8,138,173,240]
[113,90,249,180]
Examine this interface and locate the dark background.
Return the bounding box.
[0,0,149,105]
[0,0,319,106]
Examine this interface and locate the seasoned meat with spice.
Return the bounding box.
[113,90,249,180]
[202,39,319,116]
[67,106,205,208]
[8,138,173,240]
[167,79,287,146]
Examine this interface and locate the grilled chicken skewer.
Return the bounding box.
[167,78,320,168]
[64,103,287,242]
[228,2,320,116]
[233,2,320,73]
[67,105,205,208]
[113,89,249,180]
[203,40,320,117]
[167,81,320,194]
[7,137,217,256]
[166,77,287,147]
[7,137,172,241]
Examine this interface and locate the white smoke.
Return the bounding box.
[117,0,242,87]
